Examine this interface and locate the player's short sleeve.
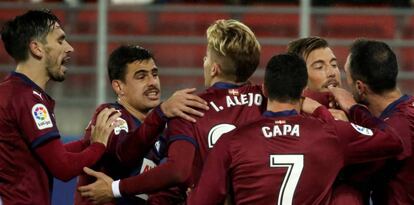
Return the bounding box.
[15,93,59,149]
[332,120,403,165]
[166,118,198,148]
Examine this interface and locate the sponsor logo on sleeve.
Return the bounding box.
[113,118,128,135]
[350,123,373,136]
[32,103,53,130]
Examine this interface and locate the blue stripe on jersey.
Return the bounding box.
[31,131,60,149]
[263,109,298,117]
[169,135,199,149]
[380,94,411,119]
[212,82,246,89]
[11,71,44,92]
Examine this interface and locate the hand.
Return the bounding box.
[78,167,114,205]
[161,88,209,122]
[301,97,323,114]
[328,87,357,113]
[328,109,349,121]
[90,108,121,147]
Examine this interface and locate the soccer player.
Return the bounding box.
[287,37,344,119]
[74,45,208,205]
[188,53,406,205]
[0,10,120,205]
[78,19,265,204]
[329,39,414,204]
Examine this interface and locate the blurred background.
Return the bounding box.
[0,0,413,204]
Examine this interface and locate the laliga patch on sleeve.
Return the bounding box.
[31,103,53,130]
[351,123,373,136]
[113,117,128,135]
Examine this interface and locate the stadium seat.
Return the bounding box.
[70,42,96,66]
[241,13,299,38]
[399,47,414,71]
[260,45,286,68]
[72,10,148,35]
[402,15,414,39]
[145,43,206,68]
[319,14,396,39]
[154,11,230,36]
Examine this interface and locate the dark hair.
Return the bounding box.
[265,53,308,102]
[287,36,329,60]
[108,45,154,82]
[1,9,60,62]
[349,39,398,94]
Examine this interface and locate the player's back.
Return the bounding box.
[227,112,345,205]
[166,82,265,187]
[371,95,414,204]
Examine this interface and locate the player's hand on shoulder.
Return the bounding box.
[328,87,357,113]
[90,108,122,146]
[161,88,209,123]
[301,97,323,114]
[328,109,349,121]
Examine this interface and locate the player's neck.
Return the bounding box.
[210,76,246,87]
[266,100,300,113]
[15,60,49,90]
[366,88,402,117]
[117,98,147,122]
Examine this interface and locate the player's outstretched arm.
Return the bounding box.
[161,88,209,123]
[79,140,195,202]
[34,108,120,181]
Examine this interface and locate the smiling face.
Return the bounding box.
[119,58,161,113]
[305,47,341,92]
[43,22,74,82]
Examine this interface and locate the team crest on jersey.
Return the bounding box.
[228,89,239,95]
[113,117,128,135]
[350,123,373,136]
[32,103,53,130]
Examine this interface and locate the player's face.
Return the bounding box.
[344,54,366,104]
[305,47,341,92]
[43,22,74,82]
[203,48,213,87]
[122,59,161,112]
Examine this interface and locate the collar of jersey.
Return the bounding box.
[263,109,298,117]
[112,101,142,127]
[212,82,246,89]
[11,71,45,93]
[379,94,411,119]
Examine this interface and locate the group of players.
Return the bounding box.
[0,9,413,205]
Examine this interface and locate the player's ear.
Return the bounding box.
[29,40,43,59]
[355,80,366,95]
[112,80,124,97]
[261,83,268,97]
[211,63,220,77]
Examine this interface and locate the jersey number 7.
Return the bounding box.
[269,154,304,205]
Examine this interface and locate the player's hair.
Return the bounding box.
[265,53,308,102]
[108,45,154,82]
[1,9,60,62]
[349,39,398,94]
[287,36,329,61]
[206,19,261,82]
